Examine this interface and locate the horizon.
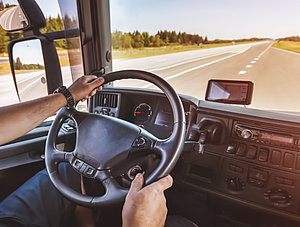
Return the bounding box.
[110,0,300,40]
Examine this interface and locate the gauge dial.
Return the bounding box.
[134,103,152,123]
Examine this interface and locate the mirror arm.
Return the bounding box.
[43,29,80,41]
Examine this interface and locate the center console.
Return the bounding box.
[177,110,300,221]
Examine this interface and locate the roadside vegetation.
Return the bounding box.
[0,2,269,73]
[112,30,266,59]
[272,36,300,54]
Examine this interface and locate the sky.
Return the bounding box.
[110,0,300,40]
[13,39,44,65]
[3,0,300,40]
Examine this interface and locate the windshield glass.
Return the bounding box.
[110,0,300,113]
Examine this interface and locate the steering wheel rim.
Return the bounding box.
[45,70,186,207]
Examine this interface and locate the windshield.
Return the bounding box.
[109,0,300,113]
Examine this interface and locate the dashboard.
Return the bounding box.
[91,88,300,224]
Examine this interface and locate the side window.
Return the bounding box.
[0,0,85,111]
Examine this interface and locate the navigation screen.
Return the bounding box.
[205,80,253,105]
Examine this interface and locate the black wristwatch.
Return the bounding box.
[54,86,75,108]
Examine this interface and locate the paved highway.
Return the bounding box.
[113,41,300,112]
[1,41,300,113]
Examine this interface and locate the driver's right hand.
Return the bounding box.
[122,173,173,227]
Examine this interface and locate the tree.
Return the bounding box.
[111,30,123,49]
[0,1,4,11]
[122,33,133,49]
[204,36,208,44]
[0,27,9,53]
[142,32,150,47]
[14,57,22,70]
[170,31,177,43]
[151,34,161,47]
[40,15,66,48]
[132,31,144,48]
[182,32,188,44]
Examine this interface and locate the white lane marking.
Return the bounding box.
[239,71,246,75]
[8,7,18,31]
[141,48,251,88]
[271,46,300,56]
[251,61,256,64]
[257,42,273,58]
[149,52,230,72]
[246,65,252,68]
[19,77,43,94]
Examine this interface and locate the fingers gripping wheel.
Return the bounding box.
[45,70,186,207]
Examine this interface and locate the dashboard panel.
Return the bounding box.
[92,88,195,139]
[91,88,300,224]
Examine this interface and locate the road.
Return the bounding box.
[0,6,27,31]
[113,41,300,112]
[0,66,73,106]
[1,41,300,112]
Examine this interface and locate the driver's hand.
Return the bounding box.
[68,75,104,102]
[122,173,173,227]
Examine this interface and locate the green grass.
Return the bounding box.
[112,42,254,59]
[272,41,300,54]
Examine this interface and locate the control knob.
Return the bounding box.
[225,177,245,192]
[241,129,253,139]
[264,188,292,207]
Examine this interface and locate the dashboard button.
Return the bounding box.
[296,155,300,170]
[258,148,269,162]
[236,143,247,156]
[226,142,237,154]
[246,146,257,159]
[228,164,243,173]
[283,153,294,168]
[249,168,268,181]
[271,150,281,165]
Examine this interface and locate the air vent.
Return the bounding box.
[96,93,118,108]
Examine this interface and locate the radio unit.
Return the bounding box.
[233,123,300,150]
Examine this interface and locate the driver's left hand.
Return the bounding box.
[68,75,104,102]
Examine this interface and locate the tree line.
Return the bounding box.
[112,30,267,50]
[0,1,15,11]
[14,57,44,70]
[278,36,300,42]
[0,14,78,53]
[112,30,208,49]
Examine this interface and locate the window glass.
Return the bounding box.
[0,0,85,111]
[110,0,300,113]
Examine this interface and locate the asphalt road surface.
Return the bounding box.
[1,41,300,113]
[0,6,27,31]
[0,66,72,106]
[113,41,300,113]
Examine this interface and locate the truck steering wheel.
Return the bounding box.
[45,70,186,207]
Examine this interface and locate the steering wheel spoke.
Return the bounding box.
[51,150,73,163]
[92,177,128,205]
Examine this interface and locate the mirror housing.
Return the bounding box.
[8,36,63,101]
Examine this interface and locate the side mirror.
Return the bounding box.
[10,39,47,102]
[0,4,28,31]
[9,37,63,102]
[0,0,45,32]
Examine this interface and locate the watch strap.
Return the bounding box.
[54,86,75,108]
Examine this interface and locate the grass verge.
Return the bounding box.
[112,42,254,59]
[272,41,300,54]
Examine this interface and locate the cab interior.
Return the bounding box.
[1,0,300,226]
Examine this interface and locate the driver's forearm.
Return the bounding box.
[0,93,67,145]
